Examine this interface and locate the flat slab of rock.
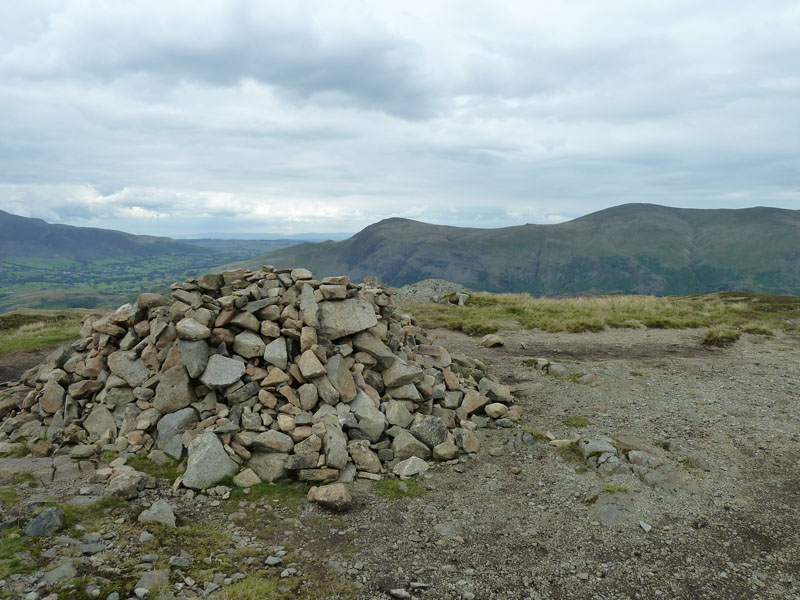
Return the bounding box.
[318,298,378,340]
[199,355,246,389]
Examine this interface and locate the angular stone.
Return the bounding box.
[84,405,117,441]
[263,337,288,370]
[323,421,349,470]
[233,330,266,359]
[298,350,326,379]
[249,452,288,482]
[177,339,209,379]
[68,380,103,399]
[478,378,514,404]
[231,311,260,332]
[392,431,432,461]
[154,366,195,413]
[156,407,198,449]
[182,432,238,490]
[25,506,65,537]
[252,430,294,453]
[226,381,260,404]
[233,467,262,487]
[137,292,169,308]
[320,284,347,299]
[40,380,65,414]
[137,499,176,528]
[410,416,448,448]
[200,354,246,389]
[384,400,413,428]
[312,375,339,405]
[325,355,357,403]
[299,283,320,328]
[307,483,352,511]
[416,344,452,368]
[197,273,222,291]
[176,318,211,340]
[318,298,378,340]
[348,440,381,473]
[461,393,489,415]
[353,331,397,369]
[382,360,424,388]
[433,439,458,461]
[393,456,428,478]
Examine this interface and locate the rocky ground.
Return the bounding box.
[1,326,798,600]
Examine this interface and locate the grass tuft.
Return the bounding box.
[374,478,425,500]
[0,313,83,356]
[702,326,741,347]
[562,416,591,428]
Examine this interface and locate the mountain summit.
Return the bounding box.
[229,204,800,296]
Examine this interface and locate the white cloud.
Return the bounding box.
[0,1,798,235]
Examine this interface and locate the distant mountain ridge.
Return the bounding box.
[230,203,800,296]
[0,209,201,260]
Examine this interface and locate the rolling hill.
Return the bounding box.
[0,210,297,313]
[227,204,800,296]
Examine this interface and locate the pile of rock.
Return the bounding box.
[0,267,517,497]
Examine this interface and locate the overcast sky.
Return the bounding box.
[1,1,799,237]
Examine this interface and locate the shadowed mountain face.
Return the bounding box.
[231,204,800,295]
[0,209,203,260]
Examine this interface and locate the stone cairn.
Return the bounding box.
[0,267,517,506]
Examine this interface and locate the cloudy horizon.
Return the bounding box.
[1,1,799,236]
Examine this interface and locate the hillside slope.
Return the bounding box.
[228,204,800,295]
[0,209,202,260]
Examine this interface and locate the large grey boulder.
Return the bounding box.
[153,366,195,413]
[318,298,378,340]
[199,354,245,389]
[322,419,349,470]
[182,432,238,490]
[177,339,209,379]
[108,351,150,388]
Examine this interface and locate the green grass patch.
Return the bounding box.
[125,455,183,481]
[224,479,313,506]
[374,478,425,500]
[556,442,584,463]
[604,482,633,494]
[0,487,20,508]
[562,416,591,428]
[403,291,800,337]
[56,496,129,530]
[12,472,35,485]
[0,528,37,579]
[217,576,288,600]
[0,313,82,356]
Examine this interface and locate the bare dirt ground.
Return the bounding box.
[340,327,800,600]
[2,328,799,599]
[0,348,51,384]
